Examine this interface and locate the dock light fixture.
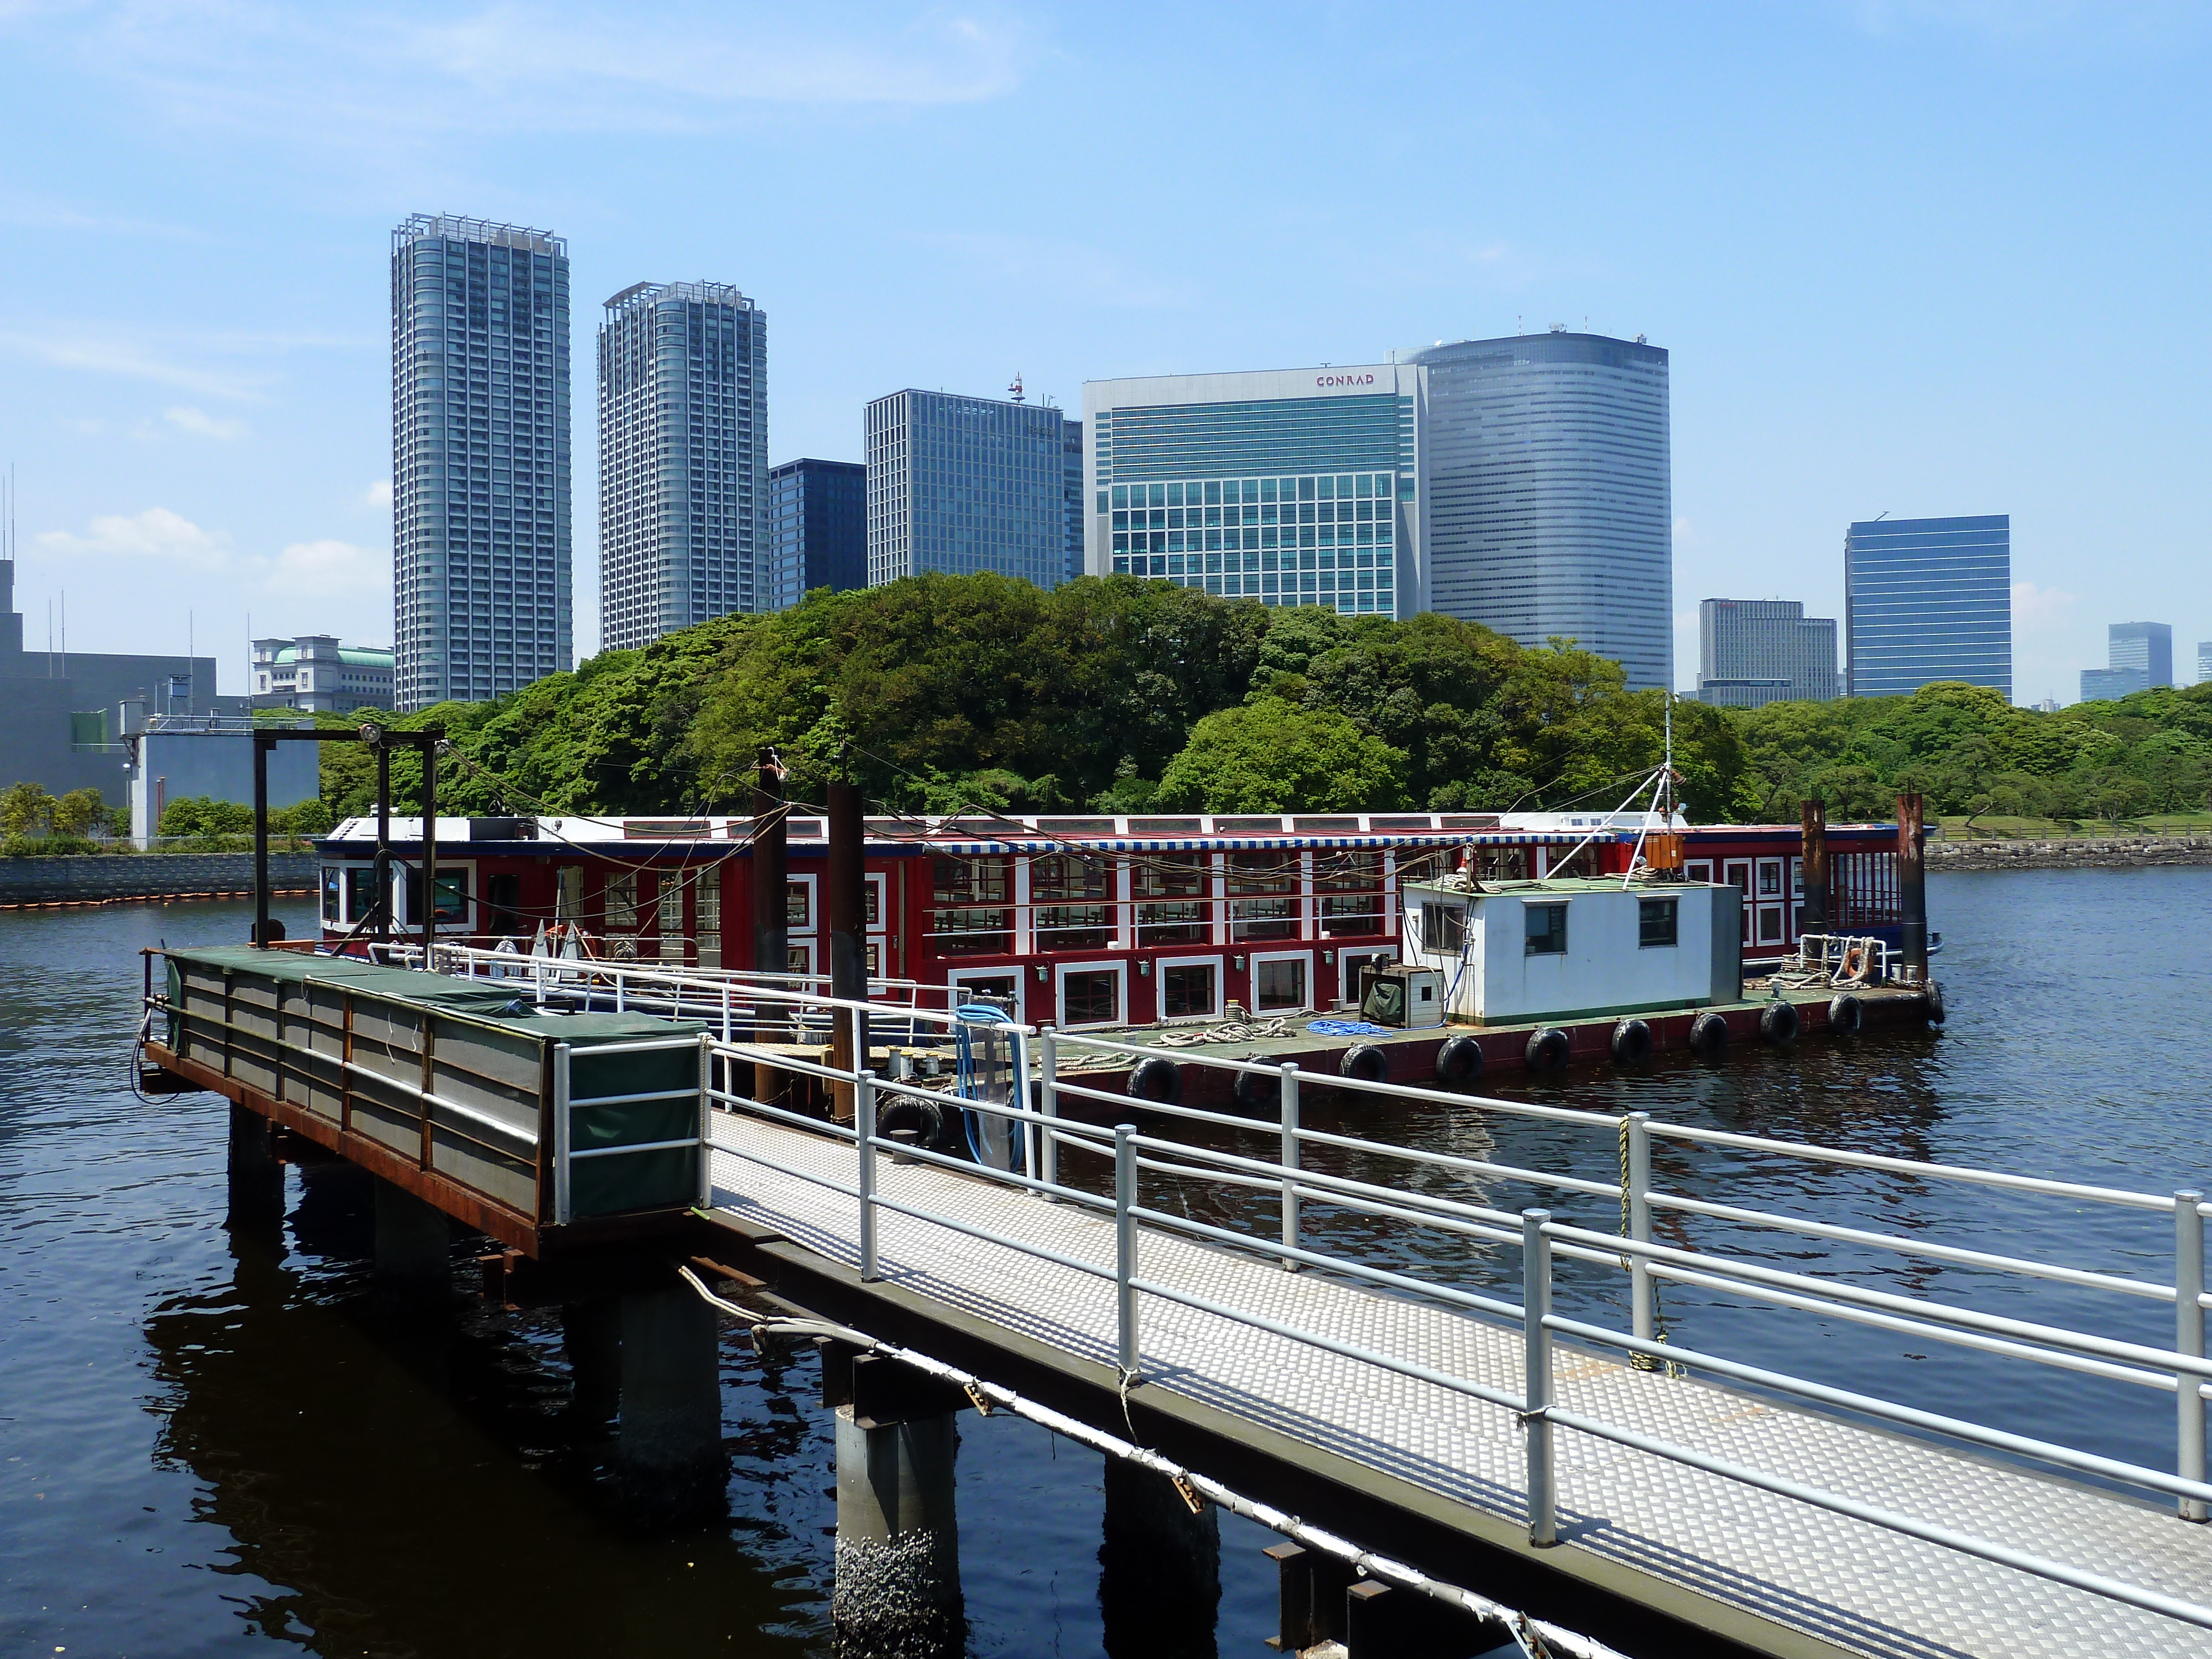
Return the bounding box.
[1321,950,1335,965]
[1138,959,1152,977]
[1035,964,1049,982]
[1232,954,1247,971]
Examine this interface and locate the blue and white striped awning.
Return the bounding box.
[896,830,1619,855]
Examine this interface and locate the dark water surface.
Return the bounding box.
[5,870,2210,1657]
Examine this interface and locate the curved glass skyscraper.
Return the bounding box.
[390,215,572,712]
[1409,333,1671,690]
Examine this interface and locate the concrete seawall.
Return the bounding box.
[1929,836,2212,872]
[0,852,317,907]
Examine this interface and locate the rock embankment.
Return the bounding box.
[1928,837,2212,872]
[0,852,317,907]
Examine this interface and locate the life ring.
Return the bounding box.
[1760,1000,1802,1045]
[1128,1055,1182,1105]
[1524,1027,1571,1072]
[1610,1018,1653,1066]
[1827,993,1864,1036]
[1233,1065,1277,1110]
[1689,1010,1730,1058]
[1434,1035,1485,1087]
[1339,1044,1389,1085]
[1839,943,1870,984]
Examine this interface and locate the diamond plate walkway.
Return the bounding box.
[706,1114,2212,1659]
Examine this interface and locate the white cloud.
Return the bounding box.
[263,539,385,598]
[35,507,229,570]
[358,479,394,509]
[0,330,273,401]
[164,404,248,440]
[1672,515,1699,548]
[2012,580,2078,629]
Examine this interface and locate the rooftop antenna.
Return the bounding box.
[1007,372,1025,405]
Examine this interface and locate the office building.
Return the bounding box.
[251,635,395,713]
[598,280,767,649]
[390,214,571,711]
[1062,419,1085,584]
[2199,641,2212,685]
[766,459,865,609]
[866,391,1072,589]
[1083,365,1423,619]
[1410,332,1672,690]
[2080,621,2173,703]
[1843,515,2011,700]
[1696,599,1839,707]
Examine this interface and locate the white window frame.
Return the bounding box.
[1338,948,1395,1009]
[949,964,1026,1025]
[1756,856,1786,900]
[1054,958,1128,1030]
[864,871,889,936]
[1683,858,1714,884]
[786,872,818,935]
[1248,948,1316,1015]
[1153,953,1225,1023]
[397,858,478,933]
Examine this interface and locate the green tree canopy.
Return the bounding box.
[1155,697,1410,812]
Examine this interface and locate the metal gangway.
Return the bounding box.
[409,947,2212,1655]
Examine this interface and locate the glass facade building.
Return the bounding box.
[391,215,571,711]
[2080,621,2172,703]
[766,458,866,609]
[1062,419,1085,585]
[1082,366,1422,619]
[1408,333,1671,691]
[597,280,765,651]
[865,391,1072,589]
[1844,515,2011,699]
[1697,599,1838,706]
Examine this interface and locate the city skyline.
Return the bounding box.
[3,5,2209,705]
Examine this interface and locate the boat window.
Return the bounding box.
[1032,853,1112,951]
[1134,853,1209,946]
[1639,898,1678,948]
[786,880,811,929]
[1254,957,1308,1012]
[1061,968,1121,1026]
[932,856,1011,955]
[1525,903,1567,956]
[556,865,583,926]
[344,868,377,925]
[405,868,468,927]
[657,874,684,936]
[1421,901,1466,953]
[606,872,638,931]
[1317,852,1384,936]
[1161,962,1216,1020]
[321,866,342,925]
[1227,851,1297,942]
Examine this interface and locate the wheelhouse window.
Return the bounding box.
[697,868,722,968]
[1160,962,1217,1020]
[1134,853,1209,946]
[656,872,686,962]
[1420,901,1465,953]
[1317,851,1383,937]
[1031,853,1112,951]
[931,856,1011,955]
[1525,903,1567,956]
[1639,897,1678,948]
[1226,851,1298,942]
[786,880,811,929]
[603,871,638,959]
[1475,847,1531,883]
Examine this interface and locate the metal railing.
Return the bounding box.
[672,987,2212,1634]
[549,1032,713,1225]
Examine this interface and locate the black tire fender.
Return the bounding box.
[1339,1044,1389,1084]
[1610,1018,1653,1066]
[1689,1010,1730,1058]
[877,1093,946,1144]
[1233,1065,1277,1110]
[1760,999,1802,1045]
[1924,980,1946,1025]
[1827,993,1865,1036]
[1434,1034,1485,1087]
[1524,1027,1571,1071]
[1128,1055,1182,1105]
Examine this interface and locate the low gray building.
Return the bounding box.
[1696,599,1838,707]
[125,716,321,842]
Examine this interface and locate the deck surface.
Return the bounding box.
[706,1113,2212,1659]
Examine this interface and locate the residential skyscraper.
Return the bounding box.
[1695,599,1839,707]
[1083,365,1424,619]
[390,215,571,711]
[597,280,766,650]
[865,390,1071,589]
[2199,641,2212,685]
[1062,418,1086,584]
[766,459,865,609]
[2080,621,2173,702]
[1843,515,2011,700]
[1409,332,1672,691]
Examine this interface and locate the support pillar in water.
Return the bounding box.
[225,1102,283,1232]
[614,1283,726,1526]
[1099,1457,1220,1659]
[371,1177,449,1286]
[833,1407,963,1656]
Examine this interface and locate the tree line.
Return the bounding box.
[19,575,2194,839]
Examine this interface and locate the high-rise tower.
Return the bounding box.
[1844,515,2011,699]
[598,281,767,650]
[1410,332,1672,691]
[390,215,572,711]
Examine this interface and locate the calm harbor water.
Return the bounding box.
[5,868,2211,1657]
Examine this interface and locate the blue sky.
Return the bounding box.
[1,1,2205,704]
